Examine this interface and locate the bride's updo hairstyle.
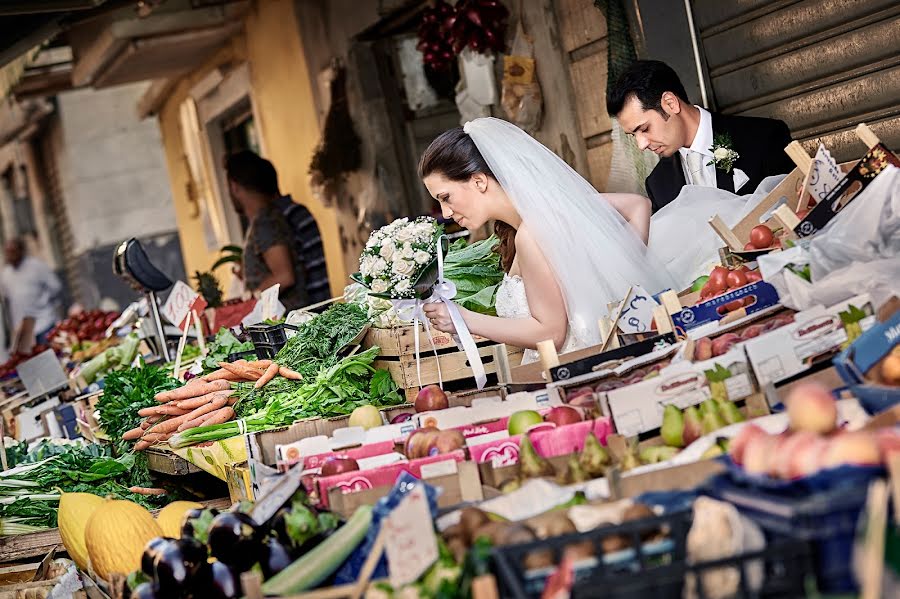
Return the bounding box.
[419,127,516,272]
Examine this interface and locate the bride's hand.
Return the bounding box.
[423,301,457,334]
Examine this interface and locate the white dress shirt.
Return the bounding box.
[0,256,62,334]
[679,106,716,187]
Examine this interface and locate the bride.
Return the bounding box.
[420,117,677,363]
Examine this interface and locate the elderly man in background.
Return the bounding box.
[0,238,62,352]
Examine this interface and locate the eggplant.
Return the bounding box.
[141,537,172,576]
[207,511,263,572]
[182,507,219,544]
[202,561,242,599]
[259,537,293,579]
[153,537,208,595]
[130,583,160,599]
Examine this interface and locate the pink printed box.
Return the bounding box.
[468,418,612,468]
[294,440,397,470]
[314,449,466,508]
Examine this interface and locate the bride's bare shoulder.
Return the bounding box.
[514,224,536,248]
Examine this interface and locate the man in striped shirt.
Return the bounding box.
[274,195,331,305]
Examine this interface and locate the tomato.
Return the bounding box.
[743,242,756,252]
[737,265,750,273]
[726,270,748,288]
[743,296,755,307]
[749,225,774,249]
[700,282,714,300]
[721,299,744,313]
[709,266,728,291]
[745,270,763,283]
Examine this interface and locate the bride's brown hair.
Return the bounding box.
[418,127,516,272]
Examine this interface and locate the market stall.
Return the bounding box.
[0,125,898,599]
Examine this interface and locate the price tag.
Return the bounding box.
[616,286,658,334]
[259,284,286,321]
[161,281,207,331]
[384,485,439,588]
[807,144,844,202]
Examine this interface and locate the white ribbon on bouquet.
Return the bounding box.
[391,236,487,390]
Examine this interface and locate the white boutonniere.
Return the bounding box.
[707,133,740,173]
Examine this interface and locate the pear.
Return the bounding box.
[699,399,717,418]
[682,406,703,446]
[701,443,725,459]
[639,445,680,464]
[661,404,685,448]
[620,438,641,472]
[701,409,727,435]
[717,400,745,425]
[579,432,610,477]
[557,453,590,485]
[499,477,522,494]
[518,434,556,479]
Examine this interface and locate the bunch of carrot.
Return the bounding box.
[121,359,302,450]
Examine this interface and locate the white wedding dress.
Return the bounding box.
[495,274,582,364]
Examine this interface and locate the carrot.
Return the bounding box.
[140,415,163,430]
[220,361,262,381]
[145,413,193,435]
[140,432,171,443]
[122,427,144,441]
[155,379,230,403]
[227,396,238,406]
[128,486,167,496]
[201,406,235,426]
[175,395,228,428]
[138,404,189,417]
[247,360,273,370]
[278,366,303,380]
[134,440,151,451]
[174,389,233,410]
[203,369,242,382]
[254,362,280,389]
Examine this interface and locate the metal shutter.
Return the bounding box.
[692,0,900,161]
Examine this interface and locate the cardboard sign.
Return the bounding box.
[161,281,207,330]
[384,485,439,588]
[807,144,844,202]
[616,285,659,334]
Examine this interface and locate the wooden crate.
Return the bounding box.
[366,325,523,397]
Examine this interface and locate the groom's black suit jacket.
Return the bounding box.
[645,112,795,213]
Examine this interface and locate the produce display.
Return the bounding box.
[201,328,255,373]
[0,439,165,535]
[77,333,142,384]
[48,310,120,349]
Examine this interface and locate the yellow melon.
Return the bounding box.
[58,493,105,571]
[85,499,162,580]
[156,500,202,538]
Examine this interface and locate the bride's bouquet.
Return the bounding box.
[356,216,443,299]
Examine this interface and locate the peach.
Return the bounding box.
[786,433,827,479]
[786,382,837,434]
[694,337,713,361]
[728,423,766,465]
[772,432,820,479]
[821,432,881,469]
[742,433,779,475]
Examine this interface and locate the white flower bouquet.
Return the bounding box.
[354,216,444,299]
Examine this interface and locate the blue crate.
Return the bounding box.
[703,460,885,593]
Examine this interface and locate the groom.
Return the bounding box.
[607,60,795,213]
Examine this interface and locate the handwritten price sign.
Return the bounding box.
[160,281,207,331]
[384,485,439,588]
[616,285,658,334]
[807,144,844,203]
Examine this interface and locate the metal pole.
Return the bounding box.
[148,291,171,362]
[682,0,709,108]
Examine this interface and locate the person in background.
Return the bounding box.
[224,151,308,310]
[273,194,331,305]
[0,238,62,350]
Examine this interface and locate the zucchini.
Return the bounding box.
[261,505,373,594]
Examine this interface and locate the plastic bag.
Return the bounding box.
[649,175,786,289]
[500,21,542,132]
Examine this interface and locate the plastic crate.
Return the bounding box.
[491,509,693,599]
[704,464,884,593]
[245,323,298,359]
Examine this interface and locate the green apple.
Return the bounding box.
[507,410,544,435]
[349,405,383,429]
[691,275,710,292]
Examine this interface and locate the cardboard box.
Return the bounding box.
[745,294,876,387]
[225,461,253,503]
[834,308,900,410]
[602,346,755,437]
[468,418,612,469]
[671,281,780,332]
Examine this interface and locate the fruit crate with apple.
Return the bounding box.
[664,276,781,332]
[363,325,524,401]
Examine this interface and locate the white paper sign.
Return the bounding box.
[160,281,206,330]
[384,485,439,588]
[259,284,285,321]
[807,144,844,203]
[616,285,659,334]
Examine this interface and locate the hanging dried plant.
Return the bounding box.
[309,66,362,197]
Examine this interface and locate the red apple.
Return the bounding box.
[544,406,582,427]
[786,382,837,434]
[320,457,359,477]
[415,385,449,413]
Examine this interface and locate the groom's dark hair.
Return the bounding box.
[607,60,690,116]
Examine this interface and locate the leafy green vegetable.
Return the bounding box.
[276,303,369,380]
[97,365,182,455]
[443,236,504,315]
[169,347,402,448]
[203,328,255,372]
